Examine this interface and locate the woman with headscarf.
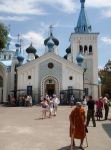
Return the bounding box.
[69,102,86,150]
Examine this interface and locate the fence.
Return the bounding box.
[60,89,84,105]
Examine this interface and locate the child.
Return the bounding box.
[41,98,49,119]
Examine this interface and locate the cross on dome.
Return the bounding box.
[49,25,54,36]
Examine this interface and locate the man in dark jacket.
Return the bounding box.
[86,95,96,127]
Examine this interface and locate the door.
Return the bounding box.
[46,84,55,97]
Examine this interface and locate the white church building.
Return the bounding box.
[0,0,100,104]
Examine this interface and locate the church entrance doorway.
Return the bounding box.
[41,76,60,98]
[46,84,55,97]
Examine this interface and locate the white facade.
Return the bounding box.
[0,0,100,103]
[70,33,99,99]
[17,52,83,103]
[0,50,15,103]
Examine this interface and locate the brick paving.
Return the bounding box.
[0,105,111,150]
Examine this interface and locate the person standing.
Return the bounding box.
[53,95,60,116]
[29,95,32,106]
[70,95,75,107]
[69,102,86,150]
[103,94,109,120]
[86,95,96,127]
[40,98,49,119]
[95,97,104,120]
[48,97,54,118]
[82,96,87,106]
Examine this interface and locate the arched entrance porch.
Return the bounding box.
[41,76,60,97]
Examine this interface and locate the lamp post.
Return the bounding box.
[83,66,87,95]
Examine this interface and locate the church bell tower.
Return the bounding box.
[70,0,99,99]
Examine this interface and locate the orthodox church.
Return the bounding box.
[0,0,99,103]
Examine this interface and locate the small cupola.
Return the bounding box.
[15,34,21,57]
[44,25,59,54]
[66,46,71,54]
[17,54,24,65]
[76,52,84,66]
[44,33,59,46]
[47,39,54,52]
[26,43,36,61]
[26,43,36,54]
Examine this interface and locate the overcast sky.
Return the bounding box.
[0,0,111,68]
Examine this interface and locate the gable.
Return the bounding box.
[17,52,83,74]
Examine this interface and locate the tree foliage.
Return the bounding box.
[0,23,8,51]
[99,69,111,97]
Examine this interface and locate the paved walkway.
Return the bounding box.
[0,105,111,150]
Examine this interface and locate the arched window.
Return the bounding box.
[84,45,87,53]
[89,45,93,54]
[9,54,11,59]
[4,55,6,60]
[79,45,83,53]
[83,25,86,31]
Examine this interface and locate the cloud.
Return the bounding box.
[100,36,111,45]
[0,16,29,21]
[54,22,74,28]
[1,0,111,17]
[101,9,111,18]
[0,0,78,16]
[86,0,111,18]
[0,0,45,15]
[98,66,104,70]
[42,0,78,13]
[86,0,111,8]
[22,31,45,49]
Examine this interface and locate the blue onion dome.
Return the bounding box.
[76,52,84,65]
[47,38,54,48]
[15,34,21,48]
[66,46,71,54]
[64,54,67,59]
[15,42,20,48]
[17,55,24,64]
[44,33,59,46]
[80,0,85,3]
[26,43,36,54]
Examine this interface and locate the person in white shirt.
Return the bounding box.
[83,96,87,106]
[29,95,32,106]
[48,97,54,118]
[53,95,60,116]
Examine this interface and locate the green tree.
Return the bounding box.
[99,69,111,97]
[0,23,8,51]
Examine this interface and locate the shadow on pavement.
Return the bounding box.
[58,145,85,150]
[102,123,111,138]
